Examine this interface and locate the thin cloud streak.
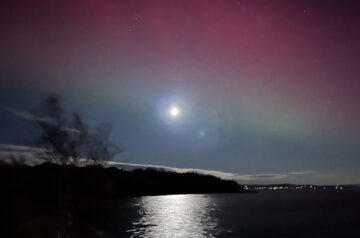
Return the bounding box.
[0,144,311,182]
[0,106,52,124]
[289,171,312,175]
[0,106,80,133]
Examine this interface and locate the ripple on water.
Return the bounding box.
[127,194,220,238]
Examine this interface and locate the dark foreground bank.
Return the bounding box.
[0,162,244,237]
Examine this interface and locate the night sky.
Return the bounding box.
[1,0,360,184]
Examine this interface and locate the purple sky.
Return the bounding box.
[1,0,360,184]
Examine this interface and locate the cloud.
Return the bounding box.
[0,144,46,153]
[106,161,309,182]
[0,106,52,123]
[0,144,310,183]
[231,173,289,180]
[0,144,34,152]
[0,106,80,133]
[289,171,311,175]
[0,144,45,165]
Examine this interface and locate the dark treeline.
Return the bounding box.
[0,163,244,238]
[0,163,244,199]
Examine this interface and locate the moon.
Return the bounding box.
[169,106,180,118]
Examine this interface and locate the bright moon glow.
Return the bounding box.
[169,106,180,118]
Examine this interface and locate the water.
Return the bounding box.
[127,194,219,237]
[117,191,360,237]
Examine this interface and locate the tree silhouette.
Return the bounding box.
[36,95,121,165]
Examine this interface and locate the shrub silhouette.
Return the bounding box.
[35,95,121,165]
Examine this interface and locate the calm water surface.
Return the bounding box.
[117,191,360,237]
